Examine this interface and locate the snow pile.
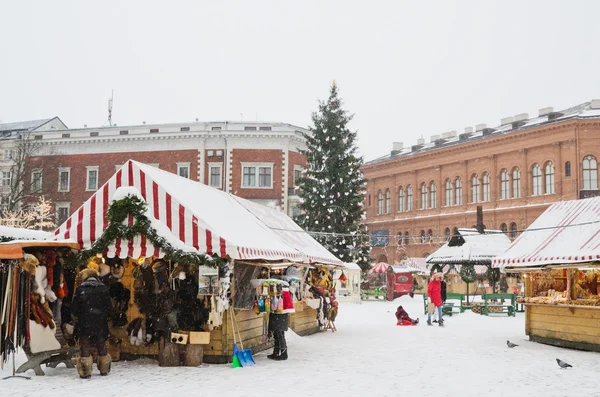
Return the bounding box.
[0,225,51,240]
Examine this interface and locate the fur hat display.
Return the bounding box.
[20,253,39,274]
[80,268,100,281]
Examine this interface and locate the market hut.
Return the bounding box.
[493,197,600,352]
[426,229,512,296]
[334,263,362,303]
[52,160,342,365]
[386,265,425,301]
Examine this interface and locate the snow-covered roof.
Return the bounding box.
[343,262,362,271]
[53,160,342,266]
[365,101,600,165]
[493,197,600,270]
[0,226,52,241]
[426,228,511,265]
[390,265,425,274]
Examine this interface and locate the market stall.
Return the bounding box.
[52,160,342,365]
[334,263,361,303]
[493,197,600,352]
[386,265,424,301]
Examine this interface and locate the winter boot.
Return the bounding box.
[77,356,93,379]
[274,348,288,361]
[427,319,432,326]
[267,348,280,360]
[439,320,444,327]
[414,318,420,325]
[97,354,112,376]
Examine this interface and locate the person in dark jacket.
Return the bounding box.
[395,305,419,325]
[441,278,447,303]
[71,268,112,379]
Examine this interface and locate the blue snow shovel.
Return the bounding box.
[231,309,256,367]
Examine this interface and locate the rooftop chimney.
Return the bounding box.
[430,134,441,142]
[475,124,486,132]
[464,127,474,134]
[441,131,457,139]
[392,142,404,151]
[538,107,553,117]
[514,113,529,122]
[417,138,425,145]
[591,99,600,109]
[500,116,514,125]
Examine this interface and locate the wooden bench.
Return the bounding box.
[16,345,79,376]
[481,293,516,317]
[422,293,465,316]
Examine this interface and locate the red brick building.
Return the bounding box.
[361,100,600,264]
[25,121,307,225]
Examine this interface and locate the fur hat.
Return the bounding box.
[432,271,443,279]
[80,268,100,281]
[20,253,39,274]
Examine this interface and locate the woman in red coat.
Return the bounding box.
[427,272,444,327]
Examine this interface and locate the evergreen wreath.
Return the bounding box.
[459,264,477,284]
[74,194,225,271]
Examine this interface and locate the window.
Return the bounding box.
[420,183,428,210]
[406,185,413,211]
[211,126,222,131]
[56,202,70,225]
[445,179,453,206]
[482,173,490,202]
[85,166,99,191]
[3,149,13,160]
[398,187,405,212]
[510,222,518,240]
[512,168,521,198]
[259,126,272,131]
[1,172,11,187]
[368,194,371,207]
[445,228,451,241]
[180,127,190,132]
[545,162,555,194]
[149,129,159,133]
[455,177,462,205]
[293,167,303,186]
[385,189,391,214]
[500,223,508,234]
[471,174,480,203]
[119,130,129,135]
[241,163,273,188]
[419,230,426,244]
[427,229,433,243]
[244,126,257,131]
[532,164,542,196]
[58,167,70,192]
[500,169,510,200]
[62,133,70,138]
[34,135,42,140]
[583,155,598,190]
[430,182,437,209]
[452,227,458,236]
[377,190,384,215]
[209,164,222,188]
[31,170,42,193]
[397,232,403,246]
[403,232,410,246]
[565,161,571,177]
[90,131,99,137]
[177,162,191,179]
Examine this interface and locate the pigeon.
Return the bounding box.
[556,359,572,369]
[506,340,518,348]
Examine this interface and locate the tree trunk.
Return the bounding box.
[466,283,470,304]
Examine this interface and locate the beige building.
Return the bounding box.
[362,100,600,264]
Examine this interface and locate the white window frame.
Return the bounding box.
[31,169,42,193]
[86,166,99,192]
[58,167,71,192]
[482,173,490,202]
[177,162,191,179]
[430,182,437,209]
[55,201,71,225]
[208,162,223,189]
[500,169,510,200]
[3,149,13,161]
[406,185,413,211]
[455,178,463,205]
[420,183,428,210]
[583,155,598,190]
[1,171,11,187]
[445,179,452,206]
[398,187,405,212]
[512,168,521,198]
[240,162,274,189]
[532,164,542,196]
[293,165,303,187]
[385,189,391,214]
[545,162,555,194]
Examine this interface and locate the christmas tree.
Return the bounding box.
[296,82,372,272]
[30,196,56,231]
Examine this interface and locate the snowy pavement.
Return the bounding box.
[1,296,598,397]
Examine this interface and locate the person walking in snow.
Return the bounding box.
[427,272,444,327]
[71,268,112,379]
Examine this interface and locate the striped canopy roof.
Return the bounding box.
[369,262,390,274]
[53,160,342,266]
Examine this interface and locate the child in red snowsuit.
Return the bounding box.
[395,305,419,325]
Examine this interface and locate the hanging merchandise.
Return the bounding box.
[258,297,265,313]
[281,287,295,314]
[207,296,222,330]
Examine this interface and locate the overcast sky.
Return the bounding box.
[1,1,599,161]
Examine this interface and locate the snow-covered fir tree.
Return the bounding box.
[30,195,56,231]
[296,82,372,272]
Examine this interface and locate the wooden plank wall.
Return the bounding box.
[289,302,319,336]
[526,304,600,349]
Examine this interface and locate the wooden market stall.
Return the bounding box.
[386,265,424,301]
[52,160,343,366]
[493,197,600,352]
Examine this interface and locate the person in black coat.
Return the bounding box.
[71,268,112,379]
[441,278,447,303]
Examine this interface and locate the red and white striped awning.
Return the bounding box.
[493,197,600,269]
[369,262,390,274]
[53,160,340,265]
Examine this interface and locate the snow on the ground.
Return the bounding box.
[2,296,598,397]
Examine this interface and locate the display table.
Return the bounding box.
[525,303,600,352]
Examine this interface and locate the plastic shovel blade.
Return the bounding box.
[240,349,255,366]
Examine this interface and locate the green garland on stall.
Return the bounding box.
[74,194,225,270]
[459,264,477,284]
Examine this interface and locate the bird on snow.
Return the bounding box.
[506,340,518,348]
[556,359,573,369]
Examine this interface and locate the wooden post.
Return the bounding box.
[567,269,578,300]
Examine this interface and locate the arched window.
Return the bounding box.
[407,185,413,211]
[444,227,451,241]
[510,222,518,240]
[455,177,463,205]
[452,227,458,236]
[500,223,508,234]
[427,229,433,243]
[545,162,555,194]
[532,164,542,196]
[445,178,453,206]
[404,231,410,246]
[398,187,405,212]
[471,174,480,203]
[565,161,571,178]
[377,190,384,214]
[397,232,403,246]
[385,189,391,213]
[500,169,510,200]
[420,183,428,210]
[419,230,426,244]
[482,172,490,202]
[512,168,521,198]
[368,194,371,207]
[430,182,437,209]
[583,155,598,190]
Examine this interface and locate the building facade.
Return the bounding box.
[20,121,307,225]
[362,101,600,264]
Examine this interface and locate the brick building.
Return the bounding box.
[362,100,600,264]
[23,121,307,225]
